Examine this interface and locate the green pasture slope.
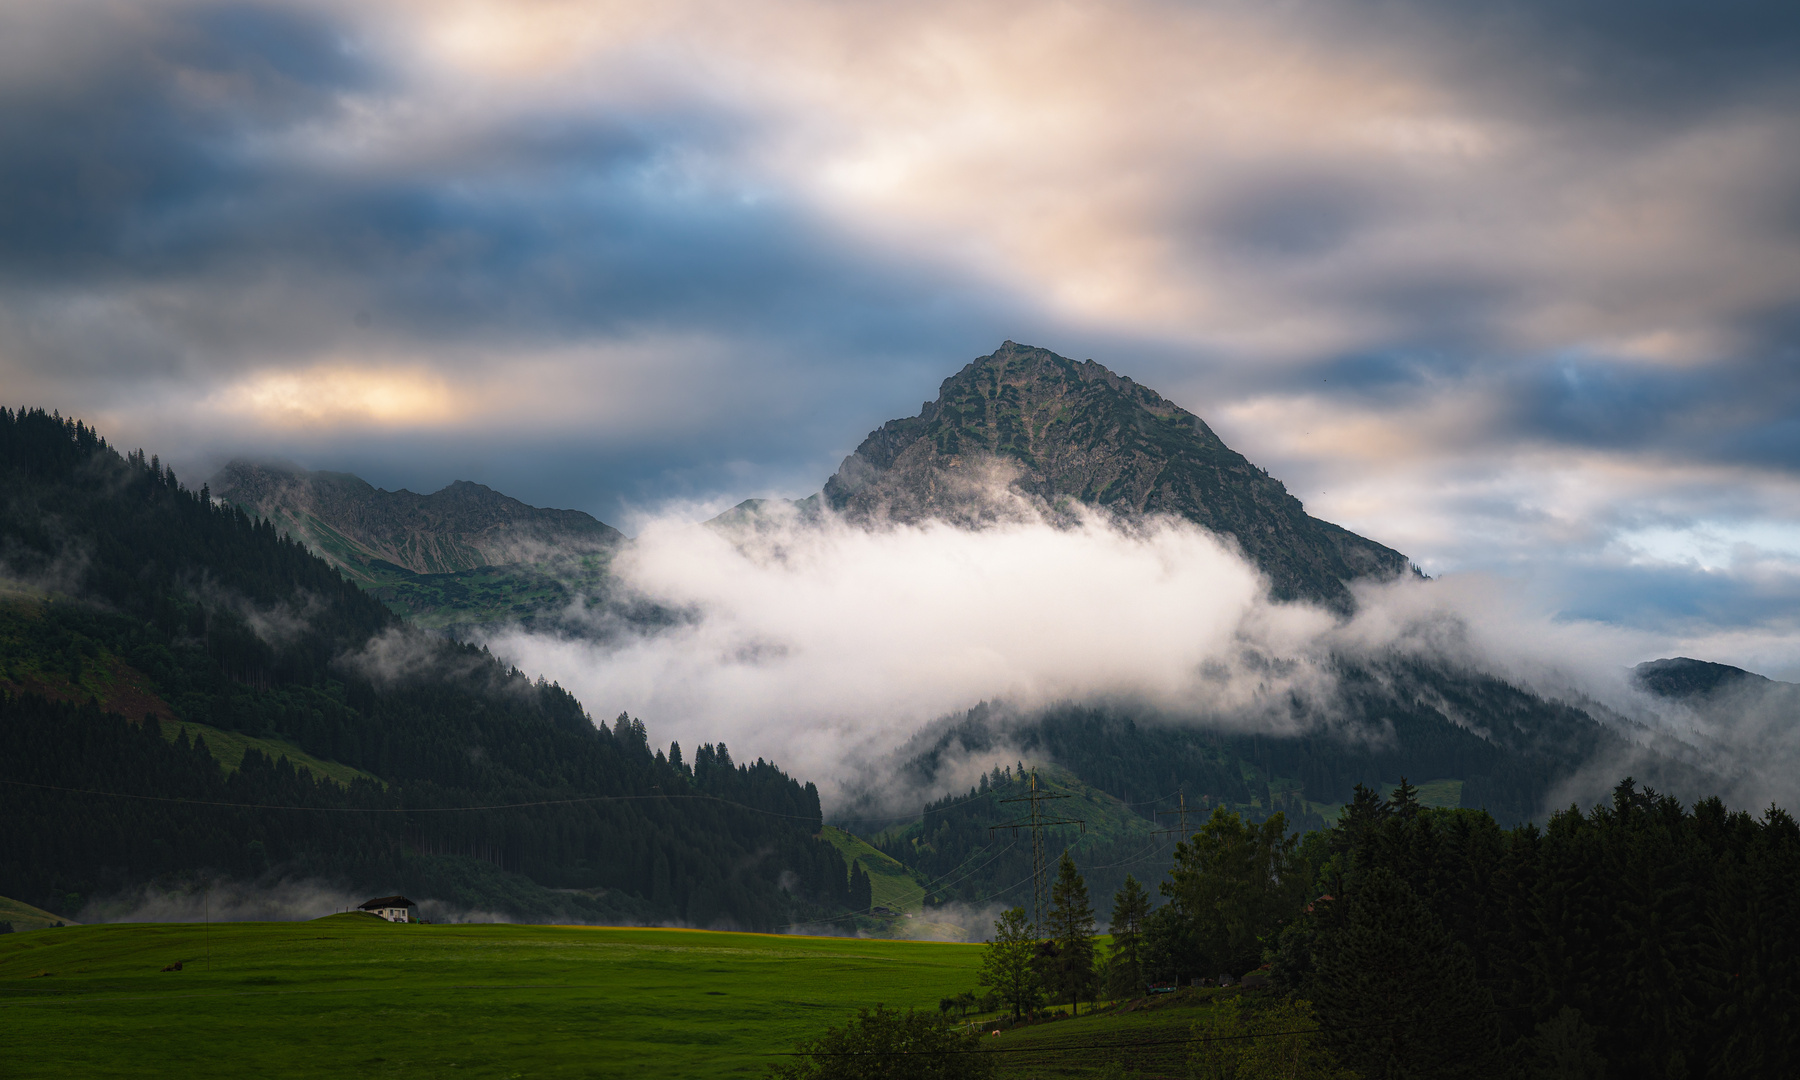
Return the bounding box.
[0,916,984,1079]
[819,826,928,910]
[0,895,71,932]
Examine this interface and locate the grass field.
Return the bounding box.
[0,916,988,1079]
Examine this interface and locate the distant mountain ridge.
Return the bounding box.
[211,461,622,581]
[823,341,1412,610]
[1634,656,1781,699]
[209,461,627,631]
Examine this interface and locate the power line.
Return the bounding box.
[0,777,826,821]
[1153,790,1199,842]
[988,768,1084,937]
[777,838,1023,930]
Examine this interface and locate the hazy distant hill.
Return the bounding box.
[211,460,621,576]
[1635,656,1780,699]
[210,461,623,630]
[823,341,1413,610]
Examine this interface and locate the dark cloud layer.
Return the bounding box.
[2,0,1799,652]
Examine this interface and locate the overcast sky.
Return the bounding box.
[5,0,1800,674]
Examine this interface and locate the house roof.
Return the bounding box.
[358,896,415,910]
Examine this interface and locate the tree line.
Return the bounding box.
[952,778,1800,1077]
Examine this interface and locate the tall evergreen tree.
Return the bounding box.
[1045,852,1097,1013]
[1107,873,1150,997]
[847,861,873,913]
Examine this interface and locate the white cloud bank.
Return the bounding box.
[488,503,1320,787]
[481,501,1800,814]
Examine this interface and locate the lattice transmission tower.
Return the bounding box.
[1155,790,1200,842]
[988,769,1085,937]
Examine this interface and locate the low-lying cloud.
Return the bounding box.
[485,502,1329,791]
[481,500,1800,818]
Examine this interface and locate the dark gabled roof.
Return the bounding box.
[358,896,415,910]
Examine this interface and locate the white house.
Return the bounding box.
[358,895,416,923]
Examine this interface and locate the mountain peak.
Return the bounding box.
[824,342,1410,610]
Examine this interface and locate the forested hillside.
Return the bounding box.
[0,408,855,927]
[869,765,1166,921]
[862,665,1716,917]
[886,665,1695,834]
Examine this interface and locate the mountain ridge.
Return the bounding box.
[1634,656,1782,699]
[210,460,626,631]
[210,460,622,582]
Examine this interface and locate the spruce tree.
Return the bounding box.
[1107,874,1150,997]
[1046,852,1097,1013]
[1311,868,1500,1080]
[847,861,873,913]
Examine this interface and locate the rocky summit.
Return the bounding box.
[823,341,1412,610]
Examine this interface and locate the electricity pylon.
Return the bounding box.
[988,769,1085,937]
[1155,790,1200,842]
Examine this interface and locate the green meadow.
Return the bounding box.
[0,916,987,1079]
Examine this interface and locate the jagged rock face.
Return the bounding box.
[823,341,1410,610]
[211,461,622,581]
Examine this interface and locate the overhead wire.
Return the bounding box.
[0,776,834,821]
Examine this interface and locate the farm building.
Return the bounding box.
[358,896,416,923]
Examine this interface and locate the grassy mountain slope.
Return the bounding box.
[819,825,929,912]
[0,893,71,930]
[823,341,1412,610]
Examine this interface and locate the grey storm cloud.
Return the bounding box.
[2,0,1800,653]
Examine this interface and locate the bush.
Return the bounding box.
[769,1004,996,1080]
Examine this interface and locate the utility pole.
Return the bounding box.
[1155,791,1200,843]
[988,769,1085,937]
